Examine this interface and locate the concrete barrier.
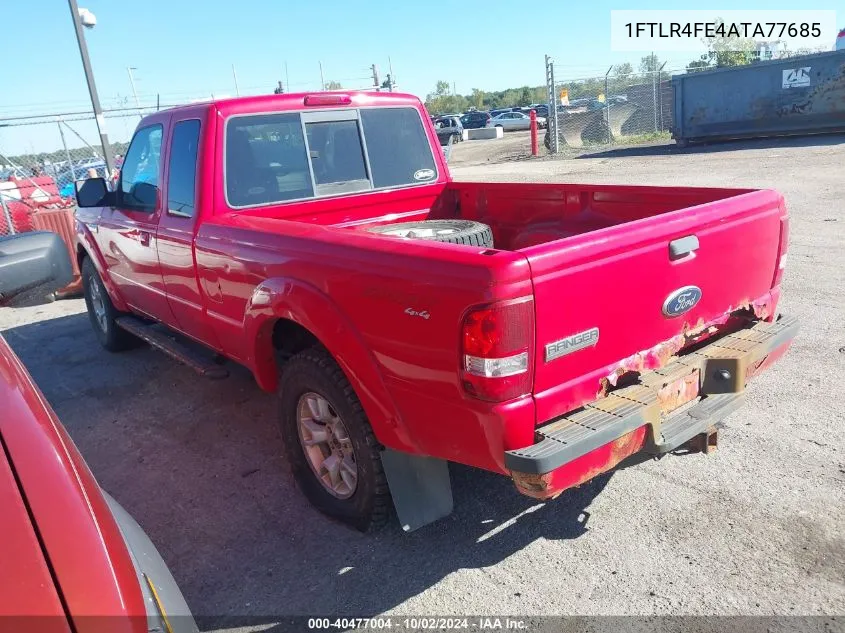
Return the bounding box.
[463,127,503,140]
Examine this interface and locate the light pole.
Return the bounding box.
[67,0,115,175]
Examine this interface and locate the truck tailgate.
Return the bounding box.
[522,188,786,422]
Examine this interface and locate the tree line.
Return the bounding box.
[425,20,814,116]
[424,56,672,116]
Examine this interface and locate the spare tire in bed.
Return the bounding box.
[366,220,494,248]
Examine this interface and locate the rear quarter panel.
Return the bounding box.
[195,215,534,469]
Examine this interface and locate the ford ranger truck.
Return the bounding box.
[73,91,798,532]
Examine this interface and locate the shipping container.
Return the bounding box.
[672,50,845,145]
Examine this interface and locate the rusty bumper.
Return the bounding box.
[506,315,800,499]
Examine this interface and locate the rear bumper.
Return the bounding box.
[505,315,799,499]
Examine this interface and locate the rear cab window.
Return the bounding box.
[224,106,437,208]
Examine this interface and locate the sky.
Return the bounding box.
[1,0,842,155]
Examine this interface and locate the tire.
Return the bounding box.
[278,347,391,531]
[366,219,494,248]
[81,257,136,352]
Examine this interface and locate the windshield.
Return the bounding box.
[225,106,437,208]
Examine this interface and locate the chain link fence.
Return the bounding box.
[544,57,676,153]
[0,110,143,236]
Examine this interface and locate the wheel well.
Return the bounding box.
[272,318,320,361]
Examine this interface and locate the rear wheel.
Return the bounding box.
[278,348,391,531]
[81,258,136,352]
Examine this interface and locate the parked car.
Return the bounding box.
[489,108,512,118]
[0,231,197,632]
[560,98,607,114]
[460,111,491,129]
[433,115,464,145]
[74,90,797,533]
[486,110,546,130]
[524,104,549,118]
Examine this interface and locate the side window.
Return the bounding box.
[119,124,163,211]
[167,120,201,218]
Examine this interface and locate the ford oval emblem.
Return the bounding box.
[662,285,702,317]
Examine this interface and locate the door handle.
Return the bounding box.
[139,230,151,246]
[669,235,699,260]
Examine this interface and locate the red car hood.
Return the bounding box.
[0,335,146,633]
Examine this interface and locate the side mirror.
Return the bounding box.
[0,232,74,307]
[76,177,110,207]
[129,181,159,210]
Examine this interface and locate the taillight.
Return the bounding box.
[772,213,790,287]
[303,94,352,106]
[460,298,534,402]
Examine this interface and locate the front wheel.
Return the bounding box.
[81,258,136,352]
[278,348,391,531]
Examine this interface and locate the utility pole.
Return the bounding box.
[232,64,240,96]
[67,0,114,174]
[604,65,613,142]
[371,64,380,91]
[319,61,325,90]
[285,61,289,94]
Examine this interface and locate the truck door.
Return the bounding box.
[97,117,175,324]
[156,116,221,349]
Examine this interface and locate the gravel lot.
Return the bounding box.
[2,135,843,631]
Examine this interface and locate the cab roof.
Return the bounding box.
[158,91,423,119]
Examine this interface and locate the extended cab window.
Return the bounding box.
[226,113,313,207]
[360,108,436,188]
[120,124,163,211]
[167,120,201,218]
[224,107,436,208]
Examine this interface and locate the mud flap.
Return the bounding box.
[381,449,453,532]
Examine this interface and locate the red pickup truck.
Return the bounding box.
[74,91,798,532]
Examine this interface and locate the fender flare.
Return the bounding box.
[75,224,130,313]
[244,278,418,453]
